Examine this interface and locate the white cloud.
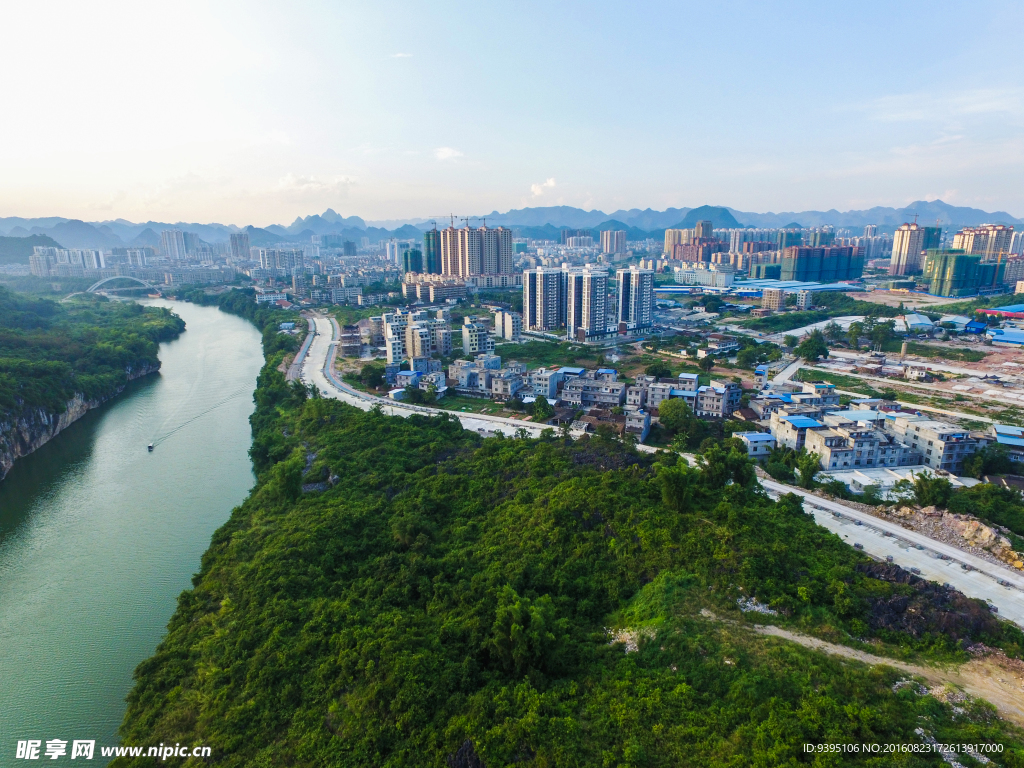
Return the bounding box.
[276,174,356,197]
[531,177,556,196]
[845,88,1024,123]
[391,53,412,58]
[434,147,463,160]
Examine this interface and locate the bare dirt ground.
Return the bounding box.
[755,623,1024,726]
[848,290,968,310]
[701,609,1024,726]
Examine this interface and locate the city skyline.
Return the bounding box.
[2,1,1024,223]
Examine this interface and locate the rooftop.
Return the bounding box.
[784,416,823,429]
[736,432,776,442]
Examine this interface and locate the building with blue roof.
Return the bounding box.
[770,412,824,450]
[735,431,777,459]
[987,328,1024,345]
[991,423,1024,463]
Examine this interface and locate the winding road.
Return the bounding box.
[300,313,546,437]
[300,312,1024,627]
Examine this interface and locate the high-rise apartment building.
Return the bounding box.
[780,246,864,281]
[402,248,423,274]
[889,223,926,276]
[600,230,627,255]
[522,267,567,331]
[423,228,441,274]
[161,229,186,260]
[440,225,514,277]
[1002,257,1024,287]
[229,232,251,262]
[863,225,878,238]
[616,266,654,331]
[922,249,1006,297]
[952,225,1014,259]
[182,231,200,256]
[694,220,713,240]
[664,228,692,256]
[566,268,608,340]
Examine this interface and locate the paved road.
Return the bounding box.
[772,358,803,386]
[762,479,1024,628]
[301,314,546,438]
[300,314,1024,626]
[285,325,315,382]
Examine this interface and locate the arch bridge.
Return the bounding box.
[86,276,159,293]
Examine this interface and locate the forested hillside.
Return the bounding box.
[0,287,184,426]
[115,337,1024,765]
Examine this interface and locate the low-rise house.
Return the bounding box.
[625,410,651,442]
[697,334,740,358]
[410,356,442,374]
[419,371,447,398]
[695,380,742,418]
[561,371,627,408]
[736,431,776,459]
[804,423,920,471]
[529,367,565,399]
[817,466,980,497]
[395,370,422,389]
[991,423,1024,463]
[491,369,526,400]
[885,415,981,474]
[770,412,824,451]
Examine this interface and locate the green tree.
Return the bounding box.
[870,320,895,347]
[796,451,821,488]
[783,334,798,348]
[531,396,555,421]
[485,586,563,676]
[794,329,829,362]
[913,472,953,508]
[698,354,715,373]
[735,348,760,369]
[645,361,672,378]
[823,321,844,342]
[360,363,385,389]
[961,444,1014,479]
[846,321,864,349]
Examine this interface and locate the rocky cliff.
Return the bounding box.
[0,363,159,482]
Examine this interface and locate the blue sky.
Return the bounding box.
[1,0,1023,224]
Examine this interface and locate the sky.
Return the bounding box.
[2,0,1024,226]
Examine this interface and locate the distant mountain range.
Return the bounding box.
[0,200,1019,257]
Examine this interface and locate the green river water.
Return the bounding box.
[0,301,264,764]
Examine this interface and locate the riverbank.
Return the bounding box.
[0,300,264,763]
[0,288,185,482]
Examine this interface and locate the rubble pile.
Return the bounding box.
[873,505,1024,571]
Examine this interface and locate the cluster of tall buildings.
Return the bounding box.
[885,222,1020,296]
[888,223,943,276]
[30,247,105,277]
[400,224,515,278]
[523,266,653,340]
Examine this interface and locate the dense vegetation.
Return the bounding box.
[166,286,303,360]
[116,324,1024,765]
[742,293,902,333]
[0,286,184,423]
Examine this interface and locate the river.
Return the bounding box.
[0,300,264,763]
